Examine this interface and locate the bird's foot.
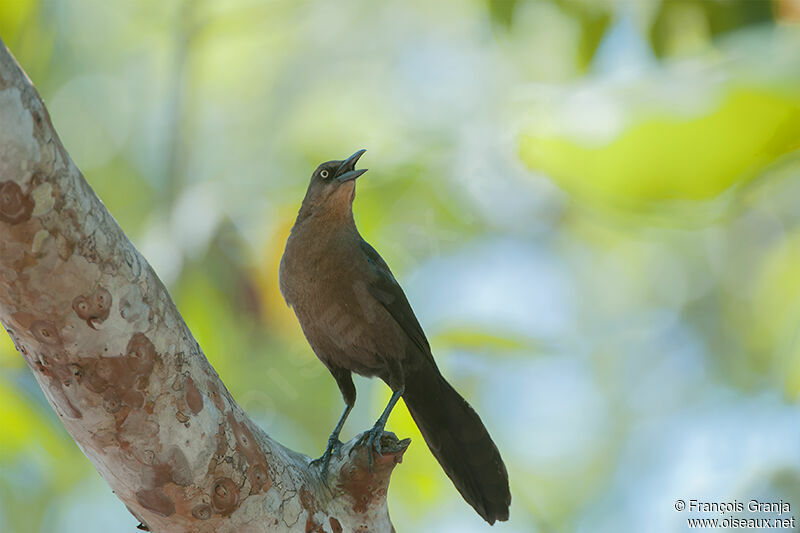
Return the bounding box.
[355,422,386,474]
[312,436,343,486]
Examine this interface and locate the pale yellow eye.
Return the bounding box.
[320,170,329,178]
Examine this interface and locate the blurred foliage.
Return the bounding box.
[521,87,800,210]
[650,0,774,56]
[1,0,800,532]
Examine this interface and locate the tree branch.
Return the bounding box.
[0,39,408,533]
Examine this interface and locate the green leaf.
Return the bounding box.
[520,87,800,210]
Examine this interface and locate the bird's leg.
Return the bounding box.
[358,385,405,473]
[313,368,356,485]
[314,402,353,485]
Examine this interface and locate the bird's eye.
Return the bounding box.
[320,170,329,179]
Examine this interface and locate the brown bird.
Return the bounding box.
[279,149,510,523]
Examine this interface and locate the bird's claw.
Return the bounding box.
[356,423,385,474]
[313,437,343,487]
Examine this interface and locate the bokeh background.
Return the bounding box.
[2,0,800,531]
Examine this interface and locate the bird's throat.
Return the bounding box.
[297,184,356,226]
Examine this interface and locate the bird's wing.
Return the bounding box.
[359,239,434,362]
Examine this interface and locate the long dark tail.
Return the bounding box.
[402,365,511,524]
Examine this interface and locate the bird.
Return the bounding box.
[278,149,510,524]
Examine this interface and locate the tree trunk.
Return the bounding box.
[0,39,408,533]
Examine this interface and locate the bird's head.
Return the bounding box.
[300,149,368,214]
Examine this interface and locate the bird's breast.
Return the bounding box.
[279,224,356,308]
[278,222,412,378]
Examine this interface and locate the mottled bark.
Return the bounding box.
[0,40,408,532]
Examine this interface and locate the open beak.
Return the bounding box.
[335,149,368,182]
